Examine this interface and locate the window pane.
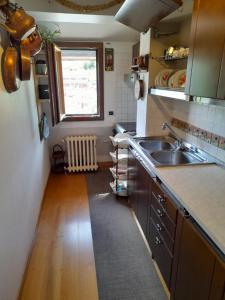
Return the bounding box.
[61,49,97,115]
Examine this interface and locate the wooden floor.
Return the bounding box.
[19,174,99,300]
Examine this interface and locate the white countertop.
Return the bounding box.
[155,164,225,255]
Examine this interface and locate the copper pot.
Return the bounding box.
[1,46,21,93]
[0,4,36,40]
[20,28,43,57]
[19,45,31,81]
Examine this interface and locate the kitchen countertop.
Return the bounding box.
[129,138,225,256]
[115,122,136,134]
[155,164,225,256]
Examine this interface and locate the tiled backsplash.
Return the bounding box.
[172,118,225,150]
[148,97,225,163]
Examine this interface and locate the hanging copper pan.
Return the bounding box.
[1,45,21,93]
[0,4,36,40]
[20,28,43,57]
[19,45,31,81]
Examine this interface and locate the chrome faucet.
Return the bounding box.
[161,122,185,150]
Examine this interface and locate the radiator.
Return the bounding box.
[66,135,98,172]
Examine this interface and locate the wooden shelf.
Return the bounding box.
[153,56,188,62]
[36,74,48,78]
[39,99,50,103]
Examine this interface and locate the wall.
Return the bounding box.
[48,41,136,161]
[0,34,50,300]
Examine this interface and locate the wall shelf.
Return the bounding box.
[149,88,190,101]
[152,56,188,62]
[36,74,48,78]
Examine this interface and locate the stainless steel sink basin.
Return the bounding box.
[138,140,174,152]
[150,150,205,165]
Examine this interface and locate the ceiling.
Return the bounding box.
[18,0,124,15]
[21,0,193,42]
[29,11,139,42]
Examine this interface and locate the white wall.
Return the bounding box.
[49,41,136,161]
[0,34,50,300]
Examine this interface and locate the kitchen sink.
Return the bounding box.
[150,150,206,166]
[138,140,174,152]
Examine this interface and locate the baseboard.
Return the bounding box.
[17,170,51,299]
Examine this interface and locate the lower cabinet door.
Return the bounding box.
[209,258,225,300]
[136,160,151,237]
[149,219,173,288]
[128,149,138,215]
[174,217,215,300]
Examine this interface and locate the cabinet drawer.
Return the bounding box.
[151,192,176,238]
[149,219,173,288]
[152,181,177,222]
[151,204,174,254]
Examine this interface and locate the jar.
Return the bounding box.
[35,60,47,75]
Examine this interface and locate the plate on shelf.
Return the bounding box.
[168,69,186,89]
[154,69,175,88]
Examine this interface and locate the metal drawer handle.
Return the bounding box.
[156,223,163,232]
[157,209,164,217]
[157,194,165,204]
[155,236,162,245]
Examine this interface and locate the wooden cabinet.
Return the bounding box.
[128,149,138,215]
[128,148,152,237]
[173,216,225,300]
[186,0,225,99]
[128,148,225,298]
[209,258,225,300]
[174,217,215,299]
[136,159,152,237]
[148,180,178,289]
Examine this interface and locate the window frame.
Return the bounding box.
[52,41,104,122]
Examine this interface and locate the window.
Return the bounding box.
[46,42,104,124]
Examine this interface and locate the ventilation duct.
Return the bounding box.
[115,0,182,32]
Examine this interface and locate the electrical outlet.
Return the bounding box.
[108,111,114,116]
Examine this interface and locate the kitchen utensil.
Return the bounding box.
[2,45,20,93]
[20,28,43,56]
[19,45,31,81]
[134,79,144,100]
[0,3,36,40]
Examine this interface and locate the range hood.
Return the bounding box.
[115,0,182,32]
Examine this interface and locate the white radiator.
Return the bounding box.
[66,135,98,172]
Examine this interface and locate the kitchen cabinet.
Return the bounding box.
[136,159,152,237]
[128,146,225,298]
[173,215,225,300]
[128,148,152,237]
[209,258,225,300]
[148,180,178,288]
[128,149,138,215]
[186,0,225,99]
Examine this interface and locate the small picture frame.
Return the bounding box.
[105,48,114,71]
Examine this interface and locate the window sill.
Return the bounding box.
[61,115,104,122]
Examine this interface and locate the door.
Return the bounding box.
[185,0,225,99]
[174,217,215,300]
